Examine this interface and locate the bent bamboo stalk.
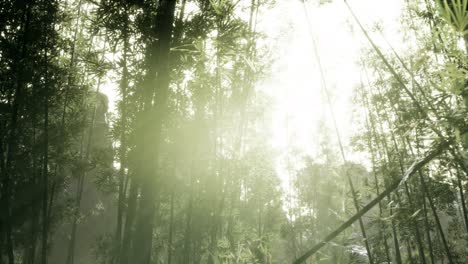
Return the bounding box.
[293,139,451,264]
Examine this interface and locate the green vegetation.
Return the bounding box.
[0,0,466,263]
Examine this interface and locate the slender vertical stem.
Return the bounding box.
[418,172,454,264]
[41,11,50,264]
[167,190,174,264]
[301,4,373,262]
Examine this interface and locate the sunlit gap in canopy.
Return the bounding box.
[261,0,404,215]
[98,0,405,216]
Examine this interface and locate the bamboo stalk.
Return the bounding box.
[293,139,451,264]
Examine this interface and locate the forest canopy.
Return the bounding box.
[0,0,467,264]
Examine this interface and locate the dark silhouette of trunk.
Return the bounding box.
[40,83,49,264]
[119,179,139,264]
[41,15,51,264]
[130,1,176,263]
[24,53,40,264]
[0,2,33,263]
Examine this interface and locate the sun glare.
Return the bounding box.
[96,0,405,200]
[258,0,404,192]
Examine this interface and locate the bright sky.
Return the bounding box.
[256,0,405,192]
[100,0,406,195]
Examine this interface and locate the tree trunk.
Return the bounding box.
[422,183,436,264]
[167,190,175,264]
[115,5,130,263]
[66,73,102,264]
[130,1,176,263]
[361,81,402,264]
[390,206,403,264]
[119,179,139,264]
[183,169,194,264]
[41,16,50,264]
[454,167,468,232]
[418,171,454,264]
[0,2,33,263]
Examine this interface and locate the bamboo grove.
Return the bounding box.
[0,0,467,264]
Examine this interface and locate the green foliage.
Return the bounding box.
[436,0,468,34]
[1,0,468,264]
